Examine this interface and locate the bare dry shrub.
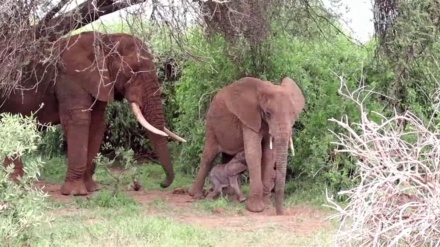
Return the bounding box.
[0,0,61,98]
[326,75,440,247]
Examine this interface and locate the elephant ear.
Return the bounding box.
[281,77,305,118]
[61,33,115,102]
[224,77,267,133]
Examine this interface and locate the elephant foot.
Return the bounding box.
[60,180,88,196]
[189,186,206,199]
[245,197,265,213]
[263,194,272,206]
[276,207,284,216]
[84,178,100,192]
[207,190,222,200]
[191,191,206,200]
[160,176,174,188]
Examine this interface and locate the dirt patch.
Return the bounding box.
[35,180,333,237]
[127,188,197,208]
[34,181,80,203]
[170,203,332,236]
[33,180,197,207]
[175,213,330,236]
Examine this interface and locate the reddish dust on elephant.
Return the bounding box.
[0,31,186,195]
[190,77,305,215]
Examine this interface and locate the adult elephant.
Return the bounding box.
[189,77,305,215]
[0,31,186,195]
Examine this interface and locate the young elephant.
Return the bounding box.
[207,152,248,202]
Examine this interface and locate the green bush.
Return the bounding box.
[0,113,50,246]
[37,125,65,158]
[103,101,153,158]
[174,31,244,174]
[265,34,386,191]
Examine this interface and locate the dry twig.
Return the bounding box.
[326,74,440,247]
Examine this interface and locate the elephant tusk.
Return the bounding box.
[130,103,169,137]
[289,137,295,156]
[269,136,273,150]
[163,127,187,143]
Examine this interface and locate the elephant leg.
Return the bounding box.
[59,108,91,196]
[190,129,220,199]
[242,127,265,212]
[56,74,94,196]
[206,179,223,200]
[206,187,221,199]
[229,175,246,202]
[83,101,107,192]
[4,156,24,181]
[261,136,276,206]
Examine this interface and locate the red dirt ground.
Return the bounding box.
[34,180,334,236]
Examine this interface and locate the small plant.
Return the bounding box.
[37,125,65,158]
[73,146,142,209]
[94,145,139,195]
[0,112,51,246]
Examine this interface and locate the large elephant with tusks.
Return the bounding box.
[0,31,186,196]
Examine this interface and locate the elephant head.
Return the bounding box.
[59,32,186,188]
[225,77,305,214]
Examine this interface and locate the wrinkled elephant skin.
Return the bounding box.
[0,31,186,195]
[190,77,305,215]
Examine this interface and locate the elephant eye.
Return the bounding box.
[265,111,271,118]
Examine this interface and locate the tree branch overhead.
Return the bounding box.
[36,0,148,41]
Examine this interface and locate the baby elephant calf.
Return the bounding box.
[207,152,247,202]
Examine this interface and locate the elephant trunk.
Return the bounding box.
[132,79,175,188]
[274,134,289,215]
[148,132,174,188]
